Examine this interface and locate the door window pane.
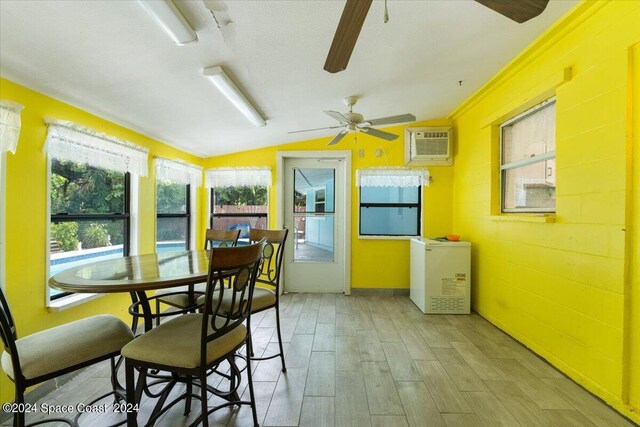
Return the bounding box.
[293,168,335,262]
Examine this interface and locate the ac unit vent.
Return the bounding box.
[404,127,453,166]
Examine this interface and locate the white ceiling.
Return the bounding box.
[0,0,577,158]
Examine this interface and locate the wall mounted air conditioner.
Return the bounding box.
[404,127,453,166]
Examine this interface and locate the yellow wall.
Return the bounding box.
[0,78,206,403]
[449,1,639,422]
[204,120,454,291]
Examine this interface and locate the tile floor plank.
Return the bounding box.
[335,370,371,427]
[299,396,335,427]
[304,352,335,397]
[414,360,472,414]
[263,368,307,427]
[396,381,446,427]
[362,361,404,415]
[381,342,422,381]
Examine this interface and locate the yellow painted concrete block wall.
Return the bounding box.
[450,1,640,421]
[204,121,454,290]
[628,40,640,418]
[0,78,206,404]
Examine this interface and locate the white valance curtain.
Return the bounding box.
[0,100,24,154]
[205,167,271,188]
[356,167,429,187]
[156,157,203,187]
[43,118,149,176]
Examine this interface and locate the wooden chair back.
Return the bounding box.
[249,228,288,292]
[204,228,240,249]
[200,239,266,358]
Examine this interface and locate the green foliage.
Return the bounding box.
[213,186,267,210]
[157,181,187,213]
[80,223,110,249]
[51,222,79,252]
[51,160,125,214]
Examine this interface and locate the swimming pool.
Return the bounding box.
[49,242,187,298]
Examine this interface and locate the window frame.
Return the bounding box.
[358,185,422,237]
[156,182,191,252]
[48,163,131,301]
[209,186,269,232]
[500,98,556,213]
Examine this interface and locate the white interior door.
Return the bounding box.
[282,157,346,293]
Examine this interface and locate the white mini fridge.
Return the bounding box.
[410,238,471,314]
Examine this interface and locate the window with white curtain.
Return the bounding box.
[155,158,202,252]
[44,119,148,301]
[0,100,24,291]
[356,167,429,237]
[500,98,556,212]
[206,167,270,244]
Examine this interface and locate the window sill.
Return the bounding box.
[47,293,104,312]
[358,235,418,240]
[489,214,556,223]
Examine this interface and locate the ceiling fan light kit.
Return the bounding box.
[137,0,198,46]
[203,66,266,127]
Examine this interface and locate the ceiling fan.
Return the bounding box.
[289,96,416,145]
[324,0,550,73]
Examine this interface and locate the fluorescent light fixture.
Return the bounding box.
[203,66,267,127]
[138,0,197,45]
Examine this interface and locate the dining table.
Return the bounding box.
[49,249,212,333]
[48,249,245,416]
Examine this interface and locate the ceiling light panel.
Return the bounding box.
[137,0,197,45]
[204,66,267,128]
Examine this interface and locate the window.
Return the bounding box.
[156,182,190,252]
[500,99,556,213]
[155,158,202,252]
[210,186,268,244]
[206,167,271,245]
[45,118,148,302]
[356,168,428,237]
[50,160,130,299]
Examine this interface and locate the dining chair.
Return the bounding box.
[122,239,265,427]
[196,228,288,371]
[0,288,134,427]
[129,229,241,329]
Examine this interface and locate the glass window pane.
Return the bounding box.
[156,217,188,252]
[293,214,334,262]
[360,207,419,236]
[360,186,419,204]
[49,219,125,298]
[503,159,556,211]
[502,102,556,165]
[294,169,335,213]
[157,182,187,214]
[51,160,125,214]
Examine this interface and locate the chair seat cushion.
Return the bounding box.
[1,315,134,381]
[121,314,246,369]
[196,287,276,313]
[155,283,207,308]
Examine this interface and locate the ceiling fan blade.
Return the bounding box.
[288,125,343,134]
[360,127,398,141]
[363,113,416,127]
[328,130,349,145]
[474,0,549,23]
[323,0,373,73]
[324,110,350,123]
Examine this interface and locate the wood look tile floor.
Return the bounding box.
[4,294,636,427]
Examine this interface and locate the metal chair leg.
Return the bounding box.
[274,304,287,372]
[125,360,138,427]
[246,334,260,427]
